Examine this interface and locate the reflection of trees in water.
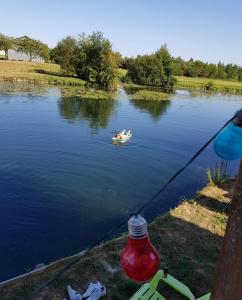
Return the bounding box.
[130,99,171,121]
[58,97,116,131]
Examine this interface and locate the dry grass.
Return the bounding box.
[0,61,86,86]
[0,183,233,300]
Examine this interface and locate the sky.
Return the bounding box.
[0,0,242,65]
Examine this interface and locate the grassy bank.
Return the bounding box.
[119,67,242,95]
[124,83,172,100]
[0,61,118,99]
[128,89,170,100]
[0,81,116,100]
[0,182,232,299]
[124,76,242,96]
[2,62,242,97]
[0,60,86,86]
[175,76,242,94]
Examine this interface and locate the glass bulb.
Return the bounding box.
[120,215,160,282]
[214,123,242,160]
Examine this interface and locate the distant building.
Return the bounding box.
[0,49,44,62]
[0,50,5,58]
[7,49,44,62]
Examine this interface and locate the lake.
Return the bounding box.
[0,83,241,281]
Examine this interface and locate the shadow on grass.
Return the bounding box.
[0,183,232,299]
[198,184,233,214]
[34,69,76,79]
[0,213,225,299]
[198,195,230,214]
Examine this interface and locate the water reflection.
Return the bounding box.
[58,97,116,132]
[1,81,242,282]
[130,99,171,121]
[124,85,163,94]
[0,81,50,96]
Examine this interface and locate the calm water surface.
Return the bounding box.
[0,83,241,281]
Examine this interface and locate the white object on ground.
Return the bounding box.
[67,285,82,300]
[82,281,106,299]
[100,259,120,274]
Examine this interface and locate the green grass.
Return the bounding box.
[3,63,240,96]
[129,89,170,100]
[118,68,242,94]
[124,82,172,101]
[175,76,242,94]
[0,182,232,300]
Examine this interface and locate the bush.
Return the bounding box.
[204,80,214,91]
[126,45,176,92]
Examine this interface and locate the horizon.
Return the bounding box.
[0,0,242,65]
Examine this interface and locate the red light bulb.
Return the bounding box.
[120,214,160,282]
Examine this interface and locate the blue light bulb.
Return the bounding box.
[214,121,242,160]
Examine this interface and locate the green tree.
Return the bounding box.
[49,47,58,63]
[207,63,218,78]
[126,54,165,86]
[111,51,122,67]
[216,62,226,79]
[155,46,176,92]
[237,68,242,81]
[126,45,176,92]
[171,57,185,76]
[54,36,78,73]
[225,64,237,80]
[15,36,49,62]
[169,56,242,81]
[0,33,13,59]
[74,31,117,90]
[184,61,198,77]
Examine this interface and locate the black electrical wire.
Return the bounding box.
[26,110,240,299]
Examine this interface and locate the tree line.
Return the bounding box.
[1,32,242,91]
[122,52,242,88]
[170,57,242,81]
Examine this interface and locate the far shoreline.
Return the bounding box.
[1,61,242,99]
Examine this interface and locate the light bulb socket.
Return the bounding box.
[233,109,242,127]
[128,214,148,239]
